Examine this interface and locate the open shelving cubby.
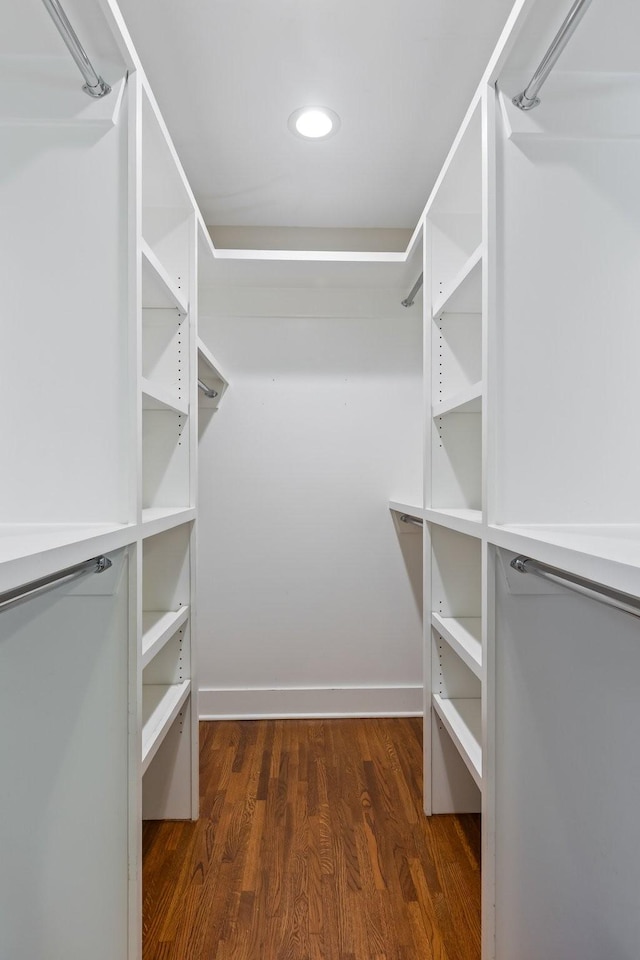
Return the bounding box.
[428,101,482,296]
[429,523,482,811]
[427,98,484,522]
[136,77,199,829]
[139,88,193,523]
[141,522,194,819]
[140,87,192,292]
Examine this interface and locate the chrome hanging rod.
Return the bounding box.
[510,555,640,619]
[401,273,424,308]
[512,0,592,111]
[0,555,112,613]
[198,379,218,399]
[41,0,111,98]
[400,514,423,527]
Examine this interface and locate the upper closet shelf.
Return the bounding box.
[389,501,424,535]
[432,245,482,318]
[424,508,483,538]
[141,241,188,313]
[488,523,640,599]
[498,73,640,142]
[0,522,136,596]
[433,382,482,418]
[197,339,229,407]
[142,379,189,416]
[432,613,482,679]
[389,500,424,518]
[432,694,482,790]
[0,60,126,127]
[141,507,196,539]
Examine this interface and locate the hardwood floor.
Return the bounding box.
[142,718,481,960]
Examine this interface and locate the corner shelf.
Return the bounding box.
[142,680,191,774]
[197,338,229,407]
[432,694,482,789]
[142,607,190,669]
[141,240,188,313]
[433,381,482,417]
[432,245,482,318]
[432,613,482,679]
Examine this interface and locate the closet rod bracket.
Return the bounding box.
[512,0,592,111]
[41,0,112,99]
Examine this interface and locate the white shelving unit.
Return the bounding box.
[0,8,231,960]
[415,1,640,957]
[7,2,640,960]
[421,92,486,829]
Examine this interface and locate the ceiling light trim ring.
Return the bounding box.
[288,106,341,140]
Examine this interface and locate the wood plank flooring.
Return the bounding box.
[142,718,481,960]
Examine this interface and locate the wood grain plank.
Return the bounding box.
[143,719,480,960]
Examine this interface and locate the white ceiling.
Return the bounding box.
[116,0,516,231]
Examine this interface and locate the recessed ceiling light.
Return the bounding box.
[288,106,341,140]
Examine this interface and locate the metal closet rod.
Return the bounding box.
[198,379,218,399]
[510,555,640,619]
[0,555,112,613]
[401,273,424,308]
[41,0,111,98]
[400,514,423,527]
[512,0,592,111]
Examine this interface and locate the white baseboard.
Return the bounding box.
[198,684,423,720]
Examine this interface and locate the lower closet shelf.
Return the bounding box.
[431,613,482,678]
[432,694,482,789]
[142,607,190,667]
[142,680,191,774]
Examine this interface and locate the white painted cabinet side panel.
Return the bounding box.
[494,552,640,960]
[495,127,640,524]
[0,104,131,523]
[0,552,129,960]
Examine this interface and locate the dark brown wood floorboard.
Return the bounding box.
[143,718,481,960]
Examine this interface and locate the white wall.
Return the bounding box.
[197,288,423,718]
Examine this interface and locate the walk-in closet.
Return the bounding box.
[2,0,640,958]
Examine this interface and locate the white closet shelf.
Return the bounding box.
[498,74,640,143]
[0,522,136,596]
[142,378,189,416]
[389,500,424,517]
[488,523,640,599]
[432,614,482,678]
[432,694,482,790]
[197,338,229,407]
[433,382,482,417]
[142,680,191,775]
[141,507,195,539]
[432,245,482,318]
[142,607,190,669]
[141,240,188,313]
[389,501,424,535]
[424,508,483,538]
[0,63,127,127]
